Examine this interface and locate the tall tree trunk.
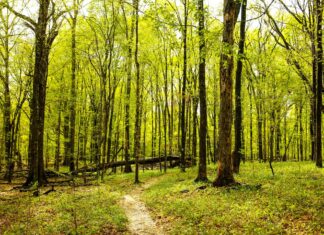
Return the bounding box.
[248,85,253,161]
[90,93,99,165]
[133,0,142,183]
[257,106,263,162]
[122,2,135,173]
[263,108,267,162]
[311,34,317,162]
[275,109,281,160]
[213,68,218,163]
[180,0,188,172]
[13,112,22,171]
[63,101,70,166]
[169,69,174,157]
[25,0,59,186]
[151,79,155,170]
[55,104,61,171]
[299,103,304,161]
[213,0,240,187]
[68,0,78,172]
[143,111,147,172]
[315,0,323,168]
[233,0,247,173]
[102,87,109,165]
[192,95,198,166]
[187,98,191,161]
[2,13,12,182]
[195,0,208,182]
[107,92,115,165]
[163,45,168,173]
[158,102,162,171]
[269,110,275,175]
[283,111,287,161]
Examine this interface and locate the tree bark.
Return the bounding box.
[315,0,323,167]
[25,0,59,186]
[257,106,263,162]
[248,85,253,161]
[63,101,70,166]
[299,103,304,161]
[180,0,188,172]
[133,0,142,183]
[163,45,169,173]
[233,0,247,174]
[122,2,135,173]
[195,0,208,182]
[68,0,78,172]
[213,0,240,187]
[55,104,61,171]
[1,10,13,182]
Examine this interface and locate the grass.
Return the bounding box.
[0,162,323,234]
[0,183,127,234]
[0,167,164,234]
[142,162,324,234]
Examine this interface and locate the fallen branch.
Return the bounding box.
[73,156,180,174]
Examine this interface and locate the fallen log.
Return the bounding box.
[45,169,70,178]
[73,156,180,174]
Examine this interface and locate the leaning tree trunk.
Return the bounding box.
[213,0,240,187]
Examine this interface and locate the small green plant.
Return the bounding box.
[142,162,324,234]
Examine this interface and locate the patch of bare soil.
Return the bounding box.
[120,178,164,235]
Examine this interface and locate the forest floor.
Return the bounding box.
[142,162,324,234]
[0,162,323,234]
[120,177,164,234]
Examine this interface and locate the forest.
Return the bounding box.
[0,0,323,234]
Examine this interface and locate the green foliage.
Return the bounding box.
[1,163,323,234]
[0,185,127,234]
[143,162,324,234]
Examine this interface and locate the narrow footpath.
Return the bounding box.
[120,178,164,235]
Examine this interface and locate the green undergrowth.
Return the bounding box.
[1,163,323,234]
[0,167,164,234]
[142,162,324,234]
[0,184,127,234]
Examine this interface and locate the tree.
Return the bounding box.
[2,1,64,186]
[233,0,247,174]
[26,1,64,186]
[213,0,240,187]
[315,0,322,168]
[180,0,189,172]
[0,6,14,182]
[121,1,135,173]
[267,0,317,163]
[133,0,141,183]
[195,0,208,182]
[67,0,81,172]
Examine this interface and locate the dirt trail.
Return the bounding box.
[120,178,164,235]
